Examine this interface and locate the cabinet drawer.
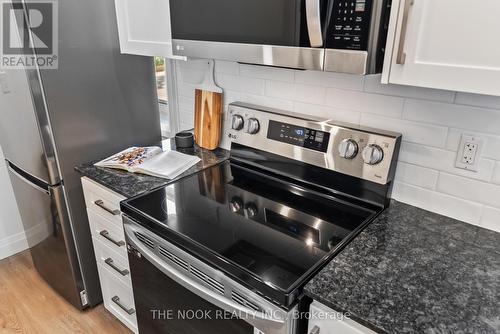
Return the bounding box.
[98,263,138,333]
[93,236,132,287]
[87,209,127,258]
[307,301,375,334]
[82,177,124,224]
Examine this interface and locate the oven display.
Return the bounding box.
[267,120,330,152]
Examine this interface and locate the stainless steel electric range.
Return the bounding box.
[121,102,402,334]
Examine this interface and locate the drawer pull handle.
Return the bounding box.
[111,296,135,315]
[94,199,120,216]
[99,230,125,247]
[104,258,129,276]
[310,325,320,334]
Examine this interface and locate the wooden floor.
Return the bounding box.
[0,251,130,333]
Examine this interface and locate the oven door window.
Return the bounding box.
[170,0,312,47]
[129,250,253,334]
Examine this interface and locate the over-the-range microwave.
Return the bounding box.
[170,0,392,75]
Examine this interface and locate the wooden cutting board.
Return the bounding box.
[194,60,223,150]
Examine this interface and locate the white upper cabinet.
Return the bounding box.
[382,0,500,96]
[114,0,183,58]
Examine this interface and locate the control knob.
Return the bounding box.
[362,144,384,165]
[229,197,243,213]
[246,118,260,134]
[231,115,244,131]
[338,139,359,159]
[245,203,258,218]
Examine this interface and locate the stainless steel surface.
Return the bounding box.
[0,0,162,309]
[173,39,325,71]
[7,164,50,195]
[228,102,401,185]
[99,231,126,247]
[105,258,130,276]
[7,166,84,307]
[309,325,320,334]
[367,0,386,74]
[231,114,245,131]
[0,70,55,185]
[111,296,136,315]
[124,219,298,334]
[338,139,359,160]
[94,199,120,216]
[396,0,414,65]
[323,49,368,75]
[245,118,261,135]
[306,0,323,47]
[362,144,384,165]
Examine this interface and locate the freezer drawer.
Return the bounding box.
[7,161,86,308]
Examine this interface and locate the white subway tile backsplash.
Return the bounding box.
[360,114,448,147]
[294,103,361,124]
[492,162,500,185]
[240,64,294,82]
[394,162,439,190]
[392,182,482,225]
[399,142,495,181]
[404,99,500,135]
[364,74,455,102]
[479,206,500,232]
[295,70,364,91]
[437,173,500,209]
[177,82,197,99]
[215,60,240,75]
[445,128,500,161]
[454,92,500,109]
[266,81,326,104]
[217,74,265,95]
[326,88,404,118]
[174,59,500,229]
[226,90,294,112]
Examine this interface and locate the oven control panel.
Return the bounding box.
[325,0,373,51]
[228,102,402,185]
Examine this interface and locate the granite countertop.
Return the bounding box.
[305,200,500,334]
[75,139,229,198]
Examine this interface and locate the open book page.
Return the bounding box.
[136,150,201,179]
[94,146,162,172]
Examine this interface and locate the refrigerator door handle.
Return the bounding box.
[7,162,50,195]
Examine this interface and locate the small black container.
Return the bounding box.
[175,131,194,149]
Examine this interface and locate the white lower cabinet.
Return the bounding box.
[307,301,375,334]
[81,177,138,333]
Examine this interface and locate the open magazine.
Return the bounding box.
[94,146,201,180]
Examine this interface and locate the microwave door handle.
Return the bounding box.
[306,0,324,47]
[124,223,287,328]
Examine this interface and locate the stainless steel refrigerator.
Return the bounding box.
[0,0,161,309]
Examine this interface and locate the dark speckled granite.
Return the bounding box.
[305,200,500,334]
[75,139,229,198]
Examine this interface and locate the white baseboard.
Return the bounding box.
[0,222,51,260]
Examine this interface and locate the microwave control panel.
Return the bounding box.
[325,0,373,51]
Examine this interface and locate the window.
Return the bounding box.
[154,57,169,137]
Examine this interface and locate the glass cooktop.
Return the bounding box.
[122,161,376,296]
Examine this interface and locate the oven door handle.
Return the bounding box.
[306,0,323,47]
[124,223,287,328]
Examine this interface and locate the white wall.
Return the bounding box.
[174,59,500,233]
[0,145,26,259]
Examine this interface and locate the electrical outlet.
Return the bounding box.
[455,134,484,172]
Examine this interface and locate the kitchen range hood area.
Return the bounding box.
[0,0,498,334]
